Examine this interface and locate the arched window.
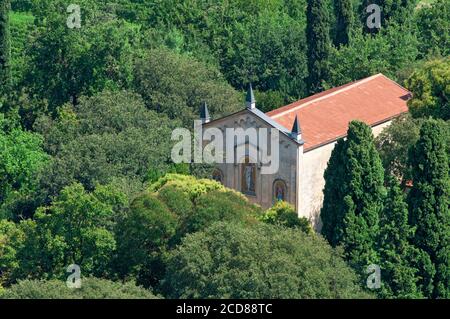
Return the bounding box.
[241,156,256,195]
[212,169,224,184]
[273,179,287,202]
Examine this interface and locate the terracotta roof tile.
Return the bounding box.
[266,74,411,151]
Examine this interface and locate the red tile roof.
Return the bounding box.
[266,74,411,151]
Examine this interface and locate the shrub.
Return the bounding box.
[261,201,311,233]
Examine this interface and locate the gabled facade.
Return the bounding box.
[202,74,411,228]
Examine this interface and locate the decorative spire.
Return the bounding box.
[246,83,256,109]
[291,115,302,141]
[200,101,210,124]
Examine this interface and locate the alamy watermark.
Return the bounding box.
[366,4,381,30]
[171,121,281,175]
[366,264,381,289]
[66,264,81,289]
[67,4,81,29]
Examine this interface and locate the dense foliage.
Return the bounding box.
[34,90,176,200]
[0,114,48,219]
[377,176,422,298]
[260,200,311,233]
[0,0,448,299]
[116,174,262,289]
[306,0,331,93]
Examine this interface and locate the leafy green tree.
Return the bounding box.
[0,114,49,219]
[9,11,33,87]
[0,0,11,93]
[115,193,178,288]
[375,114,423,181]
[0,220,24,286]
[13,218,66,281]
[116,174,262,289]
[22,0,141,114]
[149,174,226,199]
[306,0,331,93]
[163,222,371,299]
[34,90,176,199]
[326,25,418,88]
[407,119,449,298]
[254,89,286,112]
[321,121,385,277]
[260,201,311,233]
[378,176,422,298]
[334,0,353,46]
[406,58,450,120]
[15,183,126,281]
[219,10,308,101]
[0,277,158,299]
[415,0,449,58]
[133,47,242,125]
[145,0,309,100]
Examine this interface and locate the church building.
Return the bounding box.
[201,74,411,228]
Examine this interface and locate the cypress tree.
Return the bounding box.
[306,0,331,94]
[334,0,354,46]
[378,176,421,298]
[0,0,11,93]
[407,119,449,298]
[321,121,385,276]
[321,139,346,246]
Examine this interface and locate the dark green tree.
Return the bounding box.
[133,47,242,126]
[306,0,331,93]
[334,0,353,46]
[163,222,371,299]
[0,114,49,220]
[0,219,24,286]
[378,176,421,298]
[13,183,127,281]
[326,24,418,89]
[22,1,140,115]
[342,121,385,273]
[0,0,10,93]
[34,90,177,200]
[415,0,450,59]
[115,193,178,289]
[321,121,385,276]
[407,119,449,298]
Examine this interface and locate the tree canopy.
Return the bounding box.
[0,277,158,299]
[163,221,371,299]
